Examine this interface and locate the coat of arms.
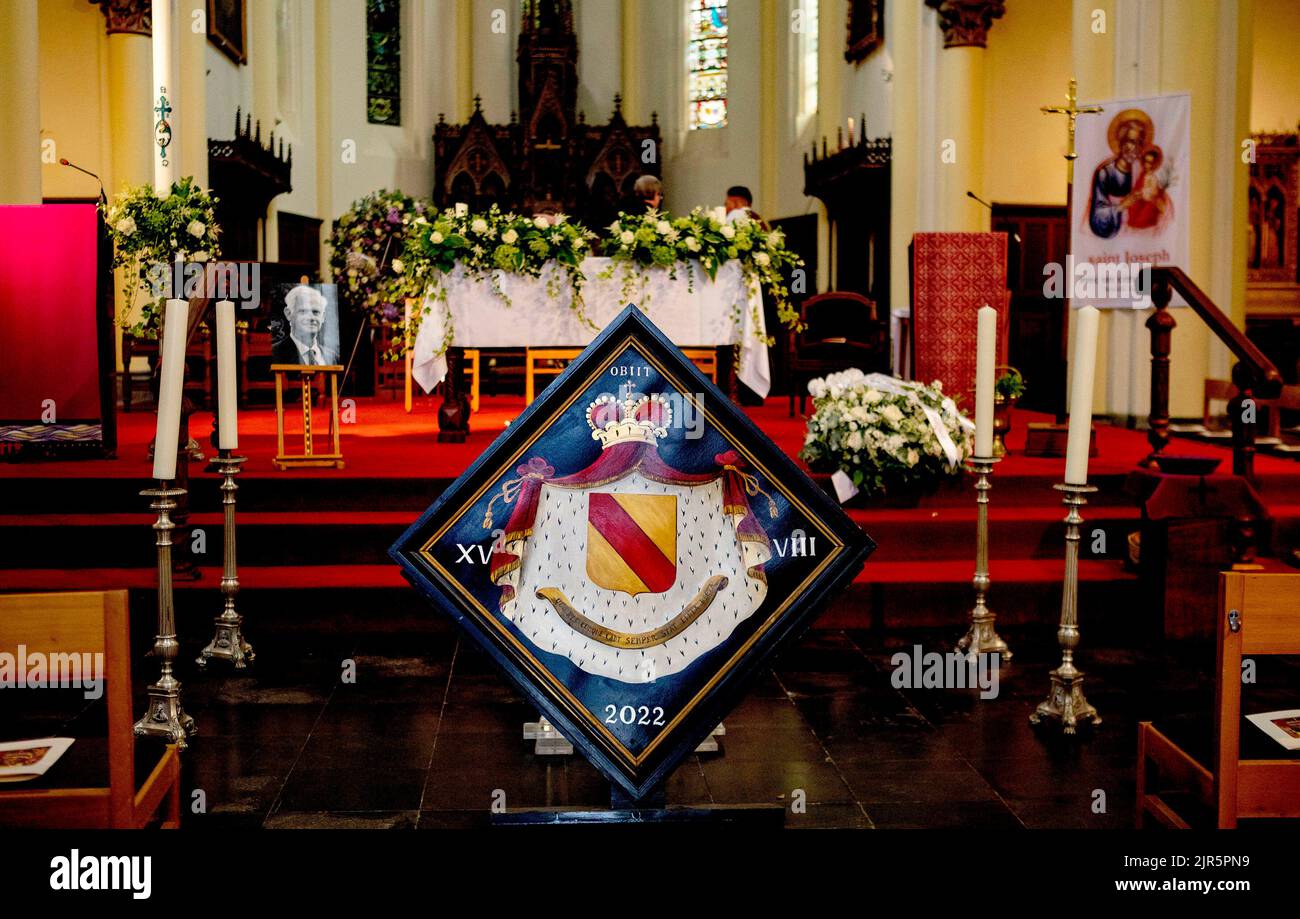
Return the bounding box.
[391,307,873,801]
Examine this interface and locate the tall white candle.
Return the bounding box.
[1064,306,1100,485]
[216,300,238,450]
[153,298,189,480]
[151,0,177,194]
[974,305,997,458]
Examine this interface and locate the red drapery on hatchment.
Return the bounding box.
[485,444,775,612]
[911,232,1010,408]
[0,205,102,421]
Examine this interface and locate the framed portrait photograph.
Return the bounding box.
[207,0,247,65]
[269,283,341,371]
[845,0,885,64]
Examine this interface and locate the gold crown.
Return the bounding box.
[586,392,673,449]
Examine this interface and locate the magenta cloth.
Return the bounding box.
[0,205,102,422]
[910,232,1010,408]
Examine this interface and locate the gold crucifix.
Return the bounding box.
[1041,78,1103,185]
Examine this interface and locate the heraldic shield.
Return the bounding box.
[391,307,874,801]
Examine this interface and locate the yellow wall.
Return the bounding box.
[38,0,109,200]
[982,0,1073,207]
[1251,0,1300,131]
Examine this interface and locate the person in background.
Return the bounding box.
[724,185,768,229]
[631,174,663,214]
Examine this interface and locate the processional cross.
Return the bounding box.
[1041,78,1103,187]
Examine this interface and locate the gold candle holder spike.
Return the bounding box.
[135,484,197,748]
[197,452,254,669]
[1031,482,1102,734]
[957,455,1011,661]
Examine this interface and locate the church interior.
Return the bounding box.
[3,0,1300,853]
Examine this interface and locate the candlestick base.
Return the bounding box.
[196,615,255,669]
[1031,482,1101,736]
[134,683,197,747]
[1030,663,1100,735]
[956,456,1011,662]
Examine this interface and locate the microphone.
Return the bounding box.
[967,190,1020,244]
[59,158,107,206]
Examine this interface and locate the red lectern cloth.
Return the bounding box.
[0,205,102,422]
[910,232,1010,410]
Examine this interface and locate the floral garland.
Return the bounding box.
[327,189,428,326]
[101,177,221,338]
[600,206,804,348]
[799,369,973,497]
[395,204,596,358]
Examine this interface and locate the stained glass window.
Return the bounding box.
[366,0,401,126]
[687,0,728,130]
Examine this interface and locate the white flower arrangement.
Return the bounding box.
[800,369,974,497]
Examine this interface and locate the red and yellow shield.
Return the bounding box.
[585,493,677,596]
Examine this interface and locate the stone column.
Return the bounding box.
[96,0,154,195]
[926,0,1004,232]
[0,0,43,203]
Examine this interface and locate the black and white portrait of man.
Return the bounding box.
[271,284,340,367]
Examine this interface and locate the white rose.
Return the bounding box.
[455,202,469,217]
[907,449,920,467]
[190,250,209,263]
[534,216,550,229]
[620,230,635,245]
[710,206,727,223]
[881,405,905,425]
[187,220,206,238]
[115,216,136,236]
[753,251,770,266]
[684,236,700,252]
[864,389,883,404]
[656,220,672,235]
[430,231,444,244]
[720,224,735,240]
[502,228,519,244]
[392,258,405,274]
[471,218,489,234]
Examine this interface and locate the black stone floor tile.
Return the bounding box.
[278,766,427,812]
[1009,794,1135,830]
[785,802,873,829]
[265,810,418,829]
[192,702,325,740]
[863,801,1024,830]
[716,725,827,762]
[297,731,437,771]
[840,761,1003,805]
[312,701,442,736]
[422,760,609,811]
[701,759,855,806]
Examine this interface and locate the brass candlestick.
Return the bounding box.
[135,484,197,748]
[197,452,254,669]
[956,455,1012,661]
[1031,482,1101,734]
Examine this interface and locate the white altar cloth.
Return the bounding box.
[410,257,771,397]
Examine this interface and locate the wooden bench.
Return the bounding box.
[0,590,182,828]
[1137,571,1300,828]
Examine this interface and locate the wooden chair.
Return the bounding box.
[786,292,888,416]
[1137,571,1300,828]
[0,590,182,828]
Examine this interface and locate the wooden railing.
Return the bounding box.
[1144,266,1282,481]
